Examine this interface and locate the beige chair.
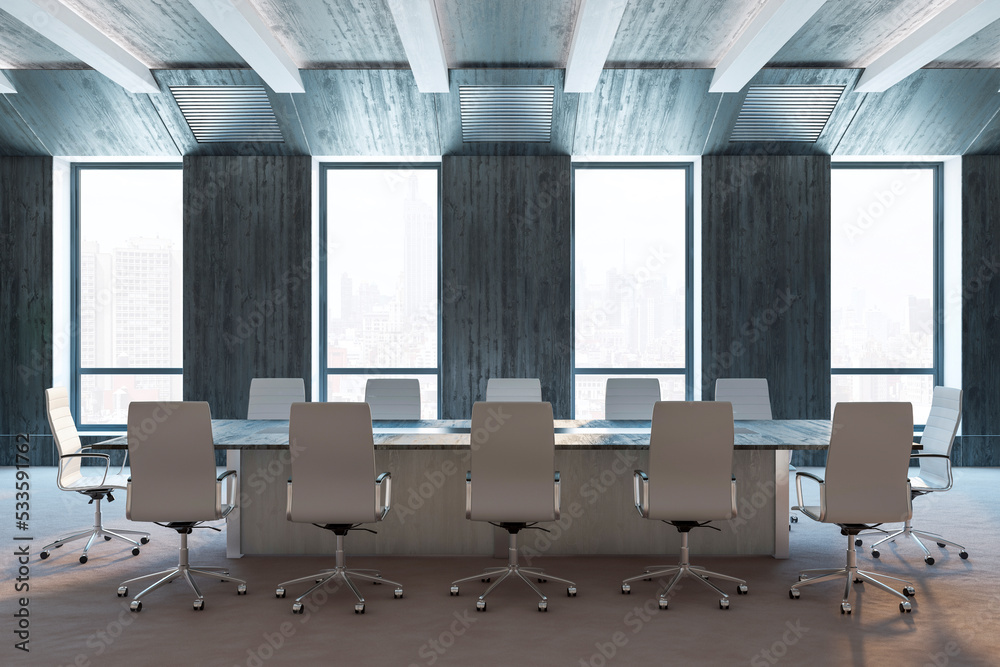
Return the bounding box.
[365,378,421,419]
[867,387,967,564]
[247,378,305,419]
[789,402,915,614]
[485,378,542,402]
[449,402,577,612]
[40,387,149,563]
[275,402,403,614]
[116,402,246,612]
[622,401,748,610]
[605,378,660,419]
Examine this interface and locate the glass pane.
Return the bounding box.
[574,168,687,369]
[574,374,685,420]
[79,168,183,368]
[831,168,934,368]
[831,374,934,425]
[327,374,438,420]
[326,169,438,369]
[80,374,183,425]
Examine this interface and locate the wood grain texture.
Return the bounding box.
[0,9,85,69]
[573,69,719,156]
[0,157,54,465]
[0,98,48,156]
[929,18,1000,69]
[701,155,831,467]
[960,156,1000,467]
[182,156,312,465]
[2,71,177,157]
[441,156,572,419]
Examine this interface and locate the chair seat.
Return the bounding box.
[909,475,947,493]
[799,505,822,521]
[66,472,128,492]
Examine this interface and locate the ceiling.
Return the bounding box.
[1,0,1000,157]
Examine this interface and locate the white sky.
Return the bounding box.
[79,169,183,249]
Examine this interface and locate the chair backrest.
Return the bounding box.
[45,387,84,487]
[248,378,305,419]
[485,378,542,402]
[365,378,421,419]
[823,402,913,525]
[714,378,772,420]
[605,378,660,420]
[287,402,377,524]
[647,401,736,522]
[469,402,555,522]
[126,402,218,522]
[917,386,963,486]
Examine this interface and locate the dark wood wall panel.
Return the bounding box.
[961,156,1000,466]
[0,157,54,465]
[441,156,572,419]
[701,155,831,466]
[182,156,311,442]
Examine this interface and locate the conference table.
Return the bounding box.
[97,419,836,560]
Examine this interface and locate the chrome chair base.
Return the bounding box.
[117,530,245,612]
[790,532,914,613]
[450,528,577,611]
[869,519,968,564]
[40,496,149,563]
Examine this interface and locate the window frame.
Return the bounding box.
[571,162,696,417]
[318,162,442,417]
[830,162,944,427]
[70,163,184,431]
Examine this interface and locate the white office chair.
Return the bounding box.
[789,402,915,614]
[605,378,660,419]
[714,378,772,419]
[40,387,149,563]
[365,378,421,419]
[622,401,748,610]
[275,402,403,614]
[117,402,246,612]
[485,378,542,402]
[247,378,305,419]
[867,387,968,564]
[449,402,578,612]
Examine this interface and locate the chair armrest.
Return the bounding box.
[465,471,472,520]
[375,472,392,521]
[910,453,951,459]
[216,469,238,519]
[633,470,649,519]
[730,477,738,518]
[553,471,561,520]
[794,471,825,522]
[58,452,111,489]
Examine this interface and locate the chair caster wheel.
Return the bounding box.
[791,516,798,523]
[481,578,490,583]
[237,583,247,595]
[925,556,935,565]
[567,586,577,597]
[538,601,548,612]
[79,555,88,564]
[855,539,862,547]
[394,588,403,599]
[140,537,149,545]
[537,578,547,583]
[292,602,304,614]
[131,547,140,556]
[275,588,286,598]
[104,535,112,541]
[658,599,668,610]
[720,599,730,609]
[854,577,863,584]
[900,601,912,613]
[737,584,748,595]
[871,549,880,559]
[193,599,204,611]
[129,601,142,612]
[621,584,631,594]
[117,586,128,597]
[937,542,947,548]
[450,585,459,596]
[789,589,800,599]
[959,550,968,559]
[903,586,915,597]
[40,551,49,560]
[476,600,486,612]
[373,575,382,585]
[841,602,852,614]
[355,603,365,614]
[798,574,808,582]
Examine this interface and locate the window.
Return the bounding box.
[320,165,440,417]
[831,164,941,422]
[72,165,183,427]
[573,165,693,418]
